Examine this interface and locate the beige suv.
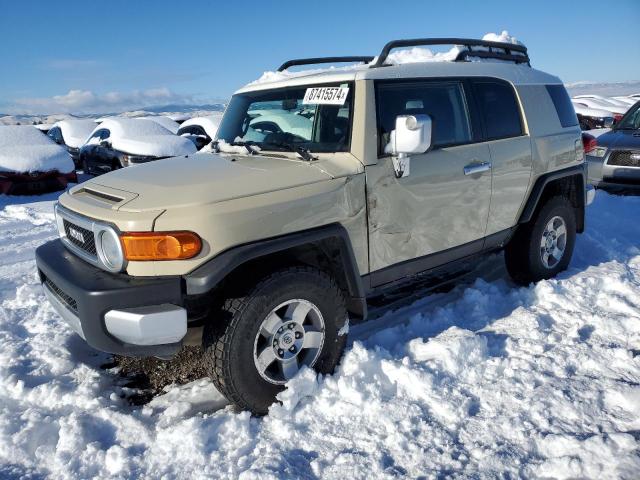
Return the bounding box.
[36,38,593,414]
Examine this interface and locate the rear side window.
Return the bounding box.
[546,84,579,128]
[375,81,472,153]
[474,81,523,140]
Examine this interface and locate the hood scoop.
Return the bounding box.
[69,182,139,210]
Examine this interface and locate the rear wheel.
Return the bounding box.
[505,196,576,285]
[203,266,348,414]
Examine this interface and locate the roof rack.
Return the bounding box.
[277,56,374,72]
[369,38,530,68]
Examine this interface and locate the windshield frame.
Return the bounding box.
[215,81,356,155]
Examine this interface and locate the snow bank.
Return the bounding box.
[0,126,74,173]
[0,189,639,478]
[88,118,196,157]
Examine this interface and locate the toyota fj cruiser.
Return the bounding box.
[36,38,594,414]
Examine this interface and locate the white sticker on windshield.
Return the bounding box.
[303,87,350,105]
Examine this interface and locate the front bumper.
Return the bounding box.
[36,239,186,357]
[587,153,640,188]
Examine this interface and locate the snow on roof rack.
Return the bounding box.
[277,56,375,72]
[369,37,530,68]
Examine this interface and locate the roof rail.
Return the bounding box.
[278,56,374,72]
[369,38,530,68]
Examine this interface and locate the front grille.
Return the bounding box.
[608,150,640,167]
[63,219,97,256]
[44,277,78,312]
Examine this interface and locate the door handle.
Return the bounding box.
[463,161,492,176]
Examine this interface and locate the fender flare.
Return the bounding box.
[518,164,586,230]
[184,224,367,319]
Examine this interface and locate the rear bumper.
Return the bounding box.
[36,239,186,357]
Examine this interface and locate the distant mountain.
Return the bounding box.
[142,103,226,113]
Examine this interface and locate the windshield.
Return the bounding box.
[615,102,640,130]
[216,83,353,153]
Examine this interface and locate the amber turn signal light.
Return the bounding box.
[121,231,202,261]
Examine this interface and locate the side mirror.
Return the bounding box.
[390,114,432,178]
[99,139,110,148]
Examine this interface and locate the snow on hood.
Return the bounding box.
[248,31,525,86]
[54,119,96,148]
[140,116,180,134]
[0,125,74,173]
[87,118,196,157]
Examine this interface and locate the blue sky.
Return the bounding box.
[1,0,639,114]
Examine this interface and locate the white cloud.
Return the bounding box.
[7,88,196,114]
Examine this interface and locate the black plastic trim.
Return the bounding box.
[36,239,183,357]
[370,38,530,68]
[278,56,374,72]
[518,164,586,226]
[185,224,367,318]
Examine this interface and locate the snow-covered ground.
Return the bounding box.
[0,188,639,479]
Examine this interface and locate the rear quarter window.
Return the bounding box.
[546,85,579,128]
[473,81,524,140]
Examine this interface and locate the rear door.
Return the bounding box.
[366,79,492,286]
[471,79,533,236]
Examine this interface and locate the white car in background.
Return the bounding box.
[571,102,614,130]
[47,119,96,167]
[612,96,638,106]
[140,116,180,134]
[177,114,223,150]
[572,97,628,121]
[0,125,76,195]
[79,117,196,176]
[573,94,631,110]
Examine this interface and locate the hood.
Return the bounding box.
[112,134,197,157]
[0,144,74,174]
[89,152,337,211]
[596,129,640,150]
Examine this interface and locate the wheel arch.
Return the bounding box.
[518,164,586,233]
[185,224,367,320]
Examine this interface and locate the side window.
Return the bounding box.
[48,127,63,144]
[375,81,472,154]
[474,81,524,140]
[87,129,110,145]
[178,125,207,137]
[546,84,579,128]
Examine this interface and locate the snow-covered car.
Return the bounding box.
[47,119,96,167]
[612,96,638,106]
[571,102,614,130]
[79,118,197,176]
[0,125,76,195]
[141,116,180,134]
[168,113,191,124]
[586,100,640,190]
[572,97,628,122]
[177,114,223,150]
[573,95,631,110]
[33,123,53,134]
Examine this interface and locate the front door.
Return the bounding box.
[366,79,492,286]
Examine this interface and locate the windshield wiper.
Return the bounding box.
[261,141,317,161]
[211,140,259,155]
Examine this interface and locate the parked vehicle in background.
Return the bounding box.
[0,125,76,194]
[586,100,640,190]
[79,118,196,176]
[572,97,628,122]
[34,123,53,134]
[36,36,591,414]
[141,116,180,134]
[571,102,614,130]
[573,95,631,110]
[612,96,638,106]
[48,119,96,167]
[177,114,223,150]
[168,113,190,125]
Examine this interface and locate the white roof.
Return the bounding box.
[0,125,74,174]
[178,114,224,139]
[571,102,613,117]
[238,61,561,94]
[89,118,196,157]
[52,119,96,148]
[140,116,180,134]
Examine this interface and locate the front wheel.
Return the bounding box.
[505,196,577,285]
[203,266,348,414]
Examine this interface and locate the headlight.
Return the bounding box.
[590,147,608,158]
[99,229,125,271]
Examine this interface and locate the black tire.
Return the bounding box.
[505,196,576,285]
[203,266,348,415]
